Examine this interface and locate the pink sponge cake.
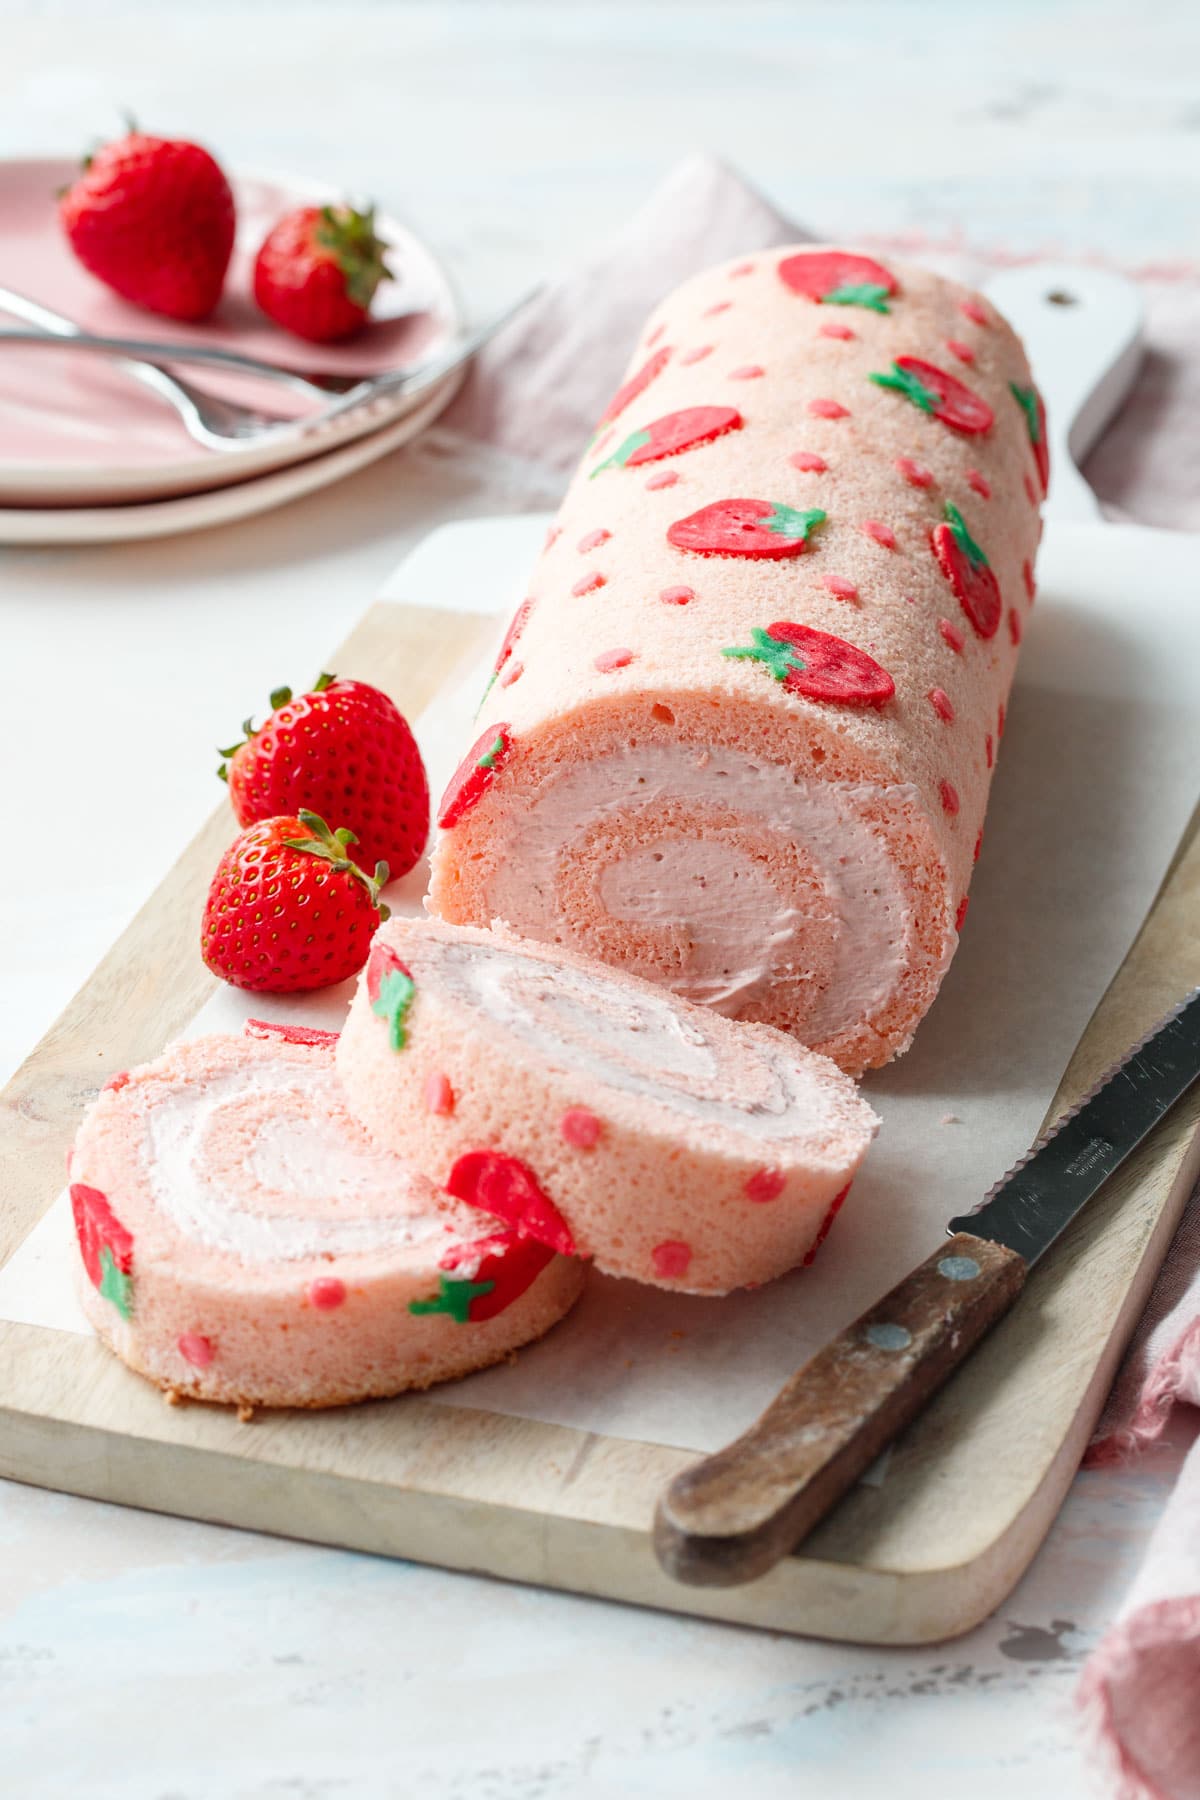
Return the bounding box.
[69,1022,583,1409]
[336,918,879,1296]
[428,248,1045,1075]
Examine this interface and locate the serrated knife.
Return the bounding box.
[654,989,1200,1588]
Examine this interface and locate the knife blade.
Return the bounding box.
[654,989,1200,1589]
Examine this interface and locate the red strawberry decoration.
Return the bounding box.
[201,811,389,994]
[722,622,895,708]
[931,502,1002,639]
[58,127,235,321]
[477,600,534,715]
[218,672,428,881]
[869,358,994,435]
[244,1019,340,1049]
[597,346,672,429]
[446,1150,578,1257]
[1010,381,1050,493]
[778,250,897,314]
[408,1232,556,1324]
[254,203,393,343]
[437,725,514,830]
[366,942,416,1051]
[71,1183,134,1318]
[668,500,826,559]
[590,406,741,476]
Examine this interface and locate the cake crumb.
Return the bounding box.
[163,1387,183,1408]
[237,1403,256,1424]
[941,1112,961,1125]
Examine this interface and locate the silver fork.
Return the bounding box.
[0,284,538,452]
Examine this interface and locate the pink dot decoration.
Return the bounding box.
[679,345,714,366]
[728,364,764,380]
[895,456,933,488]
[955,896,970,932]
[591,427,614,459]
[861,519,896,551]
[645,469,678,490]
[940,779,961,816]
[645,322,666,348]
[790,450,828,473]
[572,571,606,597]
[499,659,523,689]
[704,300,732,317]
[960,297,989,326]
[544,525,562,551]
[594,647,636,673]
[818,320,855,341]
[808,397,849,419]
[938,618,965,654]
[578,527,611,553]
[178,1331,214,1367]
[821,574,859,601]
[730,261,755,278]
[998,701,1007,737]
[745,1167,786,1204]
[660,585,694,605]
[928,687,955,723]
[974,831,984,862]
[985,733,995,769]
[1024,472,1039,507]
[309,1278,346,1311]
[946,338,975,364]
[560,1106,601,1149]
[652,1240,693,1279]
[423,1071,454,1116]
[1023,559,1037,601]
[966,468,991,500]
[1009,608,1022,646]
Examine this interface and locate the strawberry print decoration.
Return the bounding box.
[590,406,741,476]
[446,1150,578,1257]
[367,943,416,1051]
[596,347,671,429]
[931,502,1002,639]
[413,1233,556,1324]
[71,1183,134,1319]
[437,725,514,830]
[869,358,994,435]
[668,500,826,559]
[478,600,534,713]
[1010,382,1050,493]
[778,250,897,314]
[722,623,895,708]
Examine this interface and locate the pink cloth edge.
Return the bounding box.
[1087,1319,1200,1467]
[1077,1595,1200,1800]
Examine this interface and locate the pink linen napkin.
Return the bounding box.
[441,153,1200,1800]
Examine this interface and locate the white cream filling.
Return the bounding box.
[485,743,919,1039]
[141,1063,447,1263]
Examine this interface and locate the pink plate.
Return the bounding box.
[0,159,462,505]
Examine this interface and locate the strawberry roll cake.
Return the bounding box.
[69,1023,583,1409]
[428,248,1046,1074]
[336,918,879,1295]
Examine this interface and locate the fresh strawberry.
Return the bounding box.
[931,502,1001,639]
[778,250,897,313]
[70,1184,134,1317]
[201,811,389,994]
[437,725,514,829]
[722,622,895,708]
[1010,381,1050,493]
[590,405,742,476]
[253,203,392,343]
[58,128,234,321]
[218,673,428,881]
[596,347,672,428]
[446,1150,578,1257]
[869,358,994,434]
[668,499,826,559]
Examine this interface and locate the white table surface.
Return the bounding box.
[3,4,1199,1795]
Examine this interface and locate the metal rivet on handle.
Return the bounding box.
[865,1322,913,1352]
[938,1255,982,1282]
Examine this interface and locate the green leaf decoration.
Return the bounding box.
[97,1244,133,1320]
[1009,381,1041,444]
[590,427,651,476]
[869,363,939,413]
[763,503,827,540]
[822,282,891,313]
[371,967,416,1052]
[409,1274,496,1323]
[944,501,989,569]
[477,733,506,772]
[722,627,806,683]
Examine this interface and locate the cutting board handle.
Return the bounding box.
[983,264,1143,525]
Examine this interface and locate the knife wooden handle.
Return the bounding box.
[653,1231,1026,1587]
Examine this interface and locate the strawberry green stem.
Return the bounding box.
[869,362,939,412]
[1009,382,1041,443]
[943,501,988,568]
[590,428,650,476]
[722,627,806,681]
[764,503,827,540]
[822,282,891,313]
[283,809,391,916]
[409,1273,496,1322]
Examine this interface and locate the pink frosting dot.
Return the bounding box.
[590,428,614,459]
[543,525,562,551]
[940,779,961,816]
[974,830,984,862]
[645,468,679,490]
[790,450,828,473]
[178,1331,214,1367]
[645,322,666,348]
[1023,559,1037,600]
[960,297,989,326]
[966,468,992,499]
[938,617,965,654]
[998,701,1007,738]
[594,647,636,672]
[745,1167,786,1203]
[895,456,933,488]
[578,528,611,553]
[985,733,995,769]
[651,1240,693,1279]
[680,345,714,366]
[660,585,694,605]
[821,574,859,601]
[730,261,755,278]
[808,397,849,419]
[946,337,975,364]
[728,364,764,380]
[560,1106,601,1149]
[423,1071,454,1116]
[956,896,970,932]
[571,571,606,597]
[818,320,855,341]
[1009,608,1022,646]
[861,519,896,550]
[1024,472,1039,507]
[499,658,523,688]
[928,687,955,723]
[704,300,732,317]
[309,1278,346,1311]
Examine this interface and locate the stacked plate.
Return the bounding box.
[0,160,465,543]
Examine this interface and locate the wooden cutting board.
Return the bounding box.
[2,268,1198,1645]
